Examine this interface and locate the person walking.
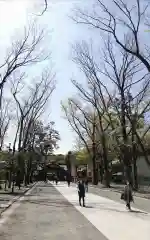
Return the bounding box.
[52,174,55,183]
[66,174,71,187]
[55,175,58,185]
[85,178,89,192]
[16,170,21,190]
[78,180,85,207]
[67,179,71,187]
[121,181,133,210]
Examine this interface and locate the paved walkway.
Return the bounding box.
[0,182,150,240]
[0,182,107,240]
[53,182,150,240]
[88,184,150,213]
[91,183,150,199]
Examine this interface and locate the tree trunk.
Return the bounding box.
[124,163,132,184]
[100,165,103,183]
[18,117,24,151]
[92,148,98,185]
[133,158,138,190]
[131,124,138,190]
[12,179,15,193]
[8,170,12,188]
[92,120,98,185]
[121,99,132,184]
[99,116,110,187]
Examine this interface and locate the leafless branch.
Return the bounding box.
[73,0,150,72]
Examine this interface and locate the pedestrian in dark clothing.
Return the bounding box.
[55,175,58,185]
[52,174,55,183]
[66,175,71,187]
[78,180,85,207]
[121,181,133,210]
[67,180,70,187]
[16,170,21,190]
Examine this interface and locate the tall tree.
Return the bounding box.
[11,68,55,152]
[65,38,150,186]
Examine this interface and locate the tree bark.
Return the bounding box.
[98,113,110,187]
[92,141,98,185]
[131,122,138,190]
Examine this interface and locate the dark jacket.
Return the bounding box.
[85,179,88,185]
[78,182,85,197]
[124,184,133,202]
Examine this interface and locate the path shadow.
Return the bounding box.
[96,206,148,215]
[82,202,148,215]
[0,192,25,196]
[22,199,74,208]
[85,206,94,209]
[130,209,147,214]
[0,198,10,201]
[84,206,147,214]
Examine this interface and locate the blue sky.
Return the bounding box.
[0,0,97,154]
[37,0,96,154]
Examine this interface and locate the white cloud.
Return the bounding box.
[0,0,30,39]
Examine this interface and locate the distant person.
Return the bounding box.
[78,180,85,207]
[52,174,55,183]
[121,181,133,210]
[67,179,70,187]
[55,175,58,185]
[16,170,21,190]
[66,174,71,186]
[67,175,71,187]
[85,179,89,192]
[44,173,47,183]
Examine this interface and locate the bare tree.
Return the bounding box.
[73,0,150,72]
[0,98,12,149]
[6,68,55,188]
[101,37,150,186]
[70,38,150,187]
[61,97,100,184]
[21,71,55,151]
[0,23,48,108]
[71,42,118,186]
[11,68,55,152]
[61,98,92,156]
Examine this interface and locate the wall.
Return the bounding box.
[137,156,150,183]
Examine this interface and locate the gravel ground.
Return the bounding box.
[0,183,35,215]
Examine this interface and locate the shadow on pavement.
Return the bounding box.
[130,209,147,214]
[0,198,11,201]
[0,192,25,196]
[26,183,149,216]
[22,199,74,208]
[94,205,148,215]
[85,206,94,208]
[21,198,148,216]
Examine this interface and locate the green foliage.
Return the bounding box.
[75,149,89,163]
[33,120,60,155]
